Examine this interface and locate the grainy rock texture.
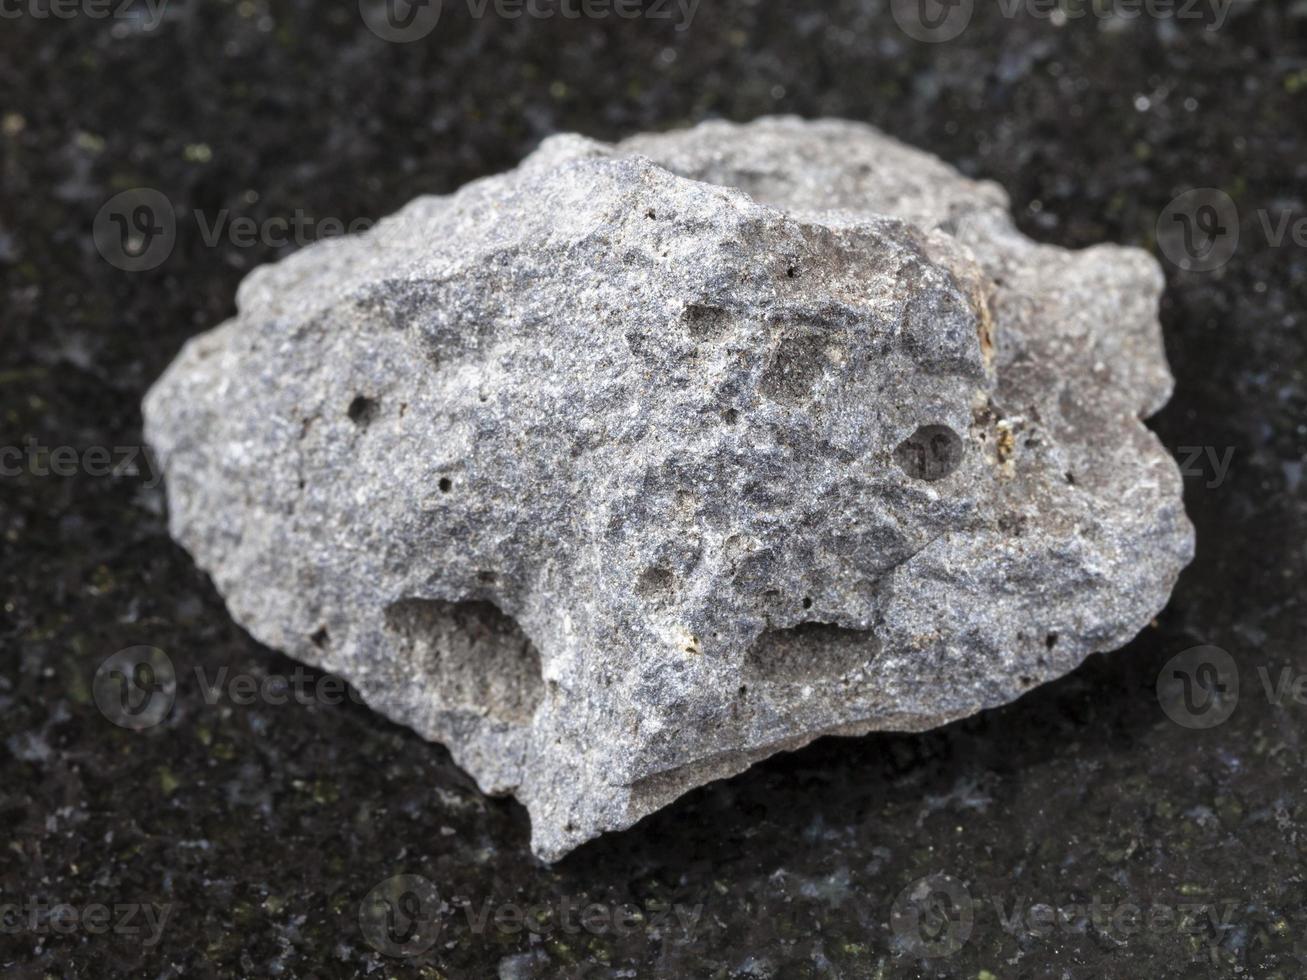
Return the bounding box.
[143,117,1193,861]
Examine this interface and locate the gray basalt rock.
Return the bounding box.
[143,117,1194,861]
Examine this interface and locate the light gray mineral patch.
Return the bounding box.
[143,117,1194,861]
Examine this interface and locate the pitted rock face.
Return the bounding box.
[143,117,1194,861]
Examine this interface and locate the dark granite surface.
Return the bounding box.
[2,1,1305,976]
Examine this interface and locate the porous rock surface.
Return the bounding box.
[143,117,1194,861]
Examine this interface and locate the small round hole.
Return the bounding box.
[347,395,379,427]
[894,424,964,481]
[438,477,452,493]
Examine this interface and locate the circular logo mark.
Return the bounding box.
[891,0,974,43]
[93,188,177,272]
[890,873,973,958]
[359,0,442,42]
[360,874,442,957]
[1156,188,1239,273]
[1157,645,1239,729]
[93,646,177,730]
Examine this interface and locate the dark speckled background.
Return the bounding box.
[2,1,1306,977]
